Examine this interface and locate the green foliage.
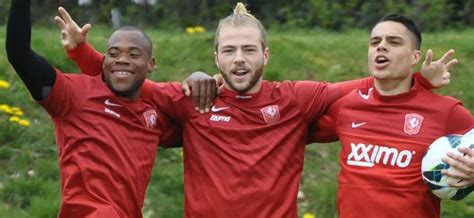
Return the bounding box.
[0,26,473,217]
[145,149,184,218]
[1,1,474,31]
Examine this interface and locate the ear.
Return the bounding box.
[263,47,270,66]
[148,57,156,73]
[411,50,421,66]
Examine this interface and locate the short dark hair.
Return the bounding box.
[116,26,153,56]
[378,14,421,49]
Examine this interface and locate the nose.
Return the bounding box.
[233,49,245,64]
[377,40,388,52]
[115,54,130,64]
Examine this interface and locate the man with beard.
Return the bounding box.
[309,14,474,218]
[5,0,216,217]
[60,3,454,217]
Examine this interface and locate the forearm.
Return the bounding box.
[413,72,435,90]
[67,42,104,76]
[307,114,339,144]
[325,77,373,105]
[6,0,55,101]
[326,72,432,104]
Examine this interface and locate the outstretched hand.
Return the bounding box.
[54,7,91,50]
[421,49,458,88]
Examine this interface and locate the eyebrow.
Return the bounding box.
[220,44,259,49]
[370,35,403,40]
[107,46,144,52]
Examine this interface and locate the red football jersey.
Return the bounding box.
[148,81,345,217]
[40,70,178,218]
[310,79,473,218]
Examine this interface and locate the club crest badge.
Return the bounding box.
[143,110,158,129]
[404,113,424,135]
[260,105,280,124]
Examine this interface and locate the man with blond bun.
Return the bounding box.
[63,2,452,217]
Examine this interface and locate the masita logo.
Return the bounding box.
[347,143,416,168]
[210,114,231,122]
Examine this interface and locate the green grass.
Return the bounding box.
[0,26,473,217]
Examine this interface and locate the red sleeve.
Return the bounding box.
[67,42,104,76]
[307,114,338,143]
[306,94,346,144]
[325,72,432,104]
[157,112,183,148]
[150,82,190,121]
[138,81,184,147]
[292,78,371,141]
[446,104,474,134]
[292,81,331,121]
[412,72,435,90]
[324,77,373,107]
[39,69,81,118]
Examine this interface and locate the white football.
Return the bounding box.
[421,129,474,200]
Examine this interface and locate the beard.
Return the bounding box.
[103,74,145,98]
[221,65,264,93]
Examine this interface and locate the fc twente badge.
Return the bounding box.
[260,105,280,124]
[143,110,158,129]
[404,113,424,135]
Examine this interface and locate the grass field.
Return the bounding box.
[0,26,473,217]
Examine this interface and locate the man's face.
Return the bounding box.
[103,30,155,99]
[215,25,269,94]
[368,21,420,80]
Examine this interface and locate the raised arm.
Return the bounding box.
[326,48,458,105]
[54,7,103,76]
[6,0,56,101]
[67,42,104,76]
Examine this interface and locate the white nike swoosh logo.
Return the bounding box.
[351,121,367,128]
[105,99,122,107]
[211,106,229,112]
[358,87,373,100]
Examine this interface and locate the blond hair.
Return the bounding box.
[214,2,267,50]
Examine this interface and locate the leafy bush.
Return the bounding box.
[1,1,474,31]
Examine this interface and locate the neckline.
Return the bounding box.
[372,78,421,103]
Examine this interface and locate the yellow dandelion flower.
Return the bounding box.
[303,212,316,218]
[19,119,30,126]
[194,26,205,33]
[0,104,10,111]
[0,80,10,89]
[14,111,24,116]
[1,105,14,114]
[186,27,196,34]
[9,116,21,122]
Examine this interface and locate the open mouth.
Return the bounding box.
[232,68,250,77]
[111,70,133,78]
[374,55,390,69]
